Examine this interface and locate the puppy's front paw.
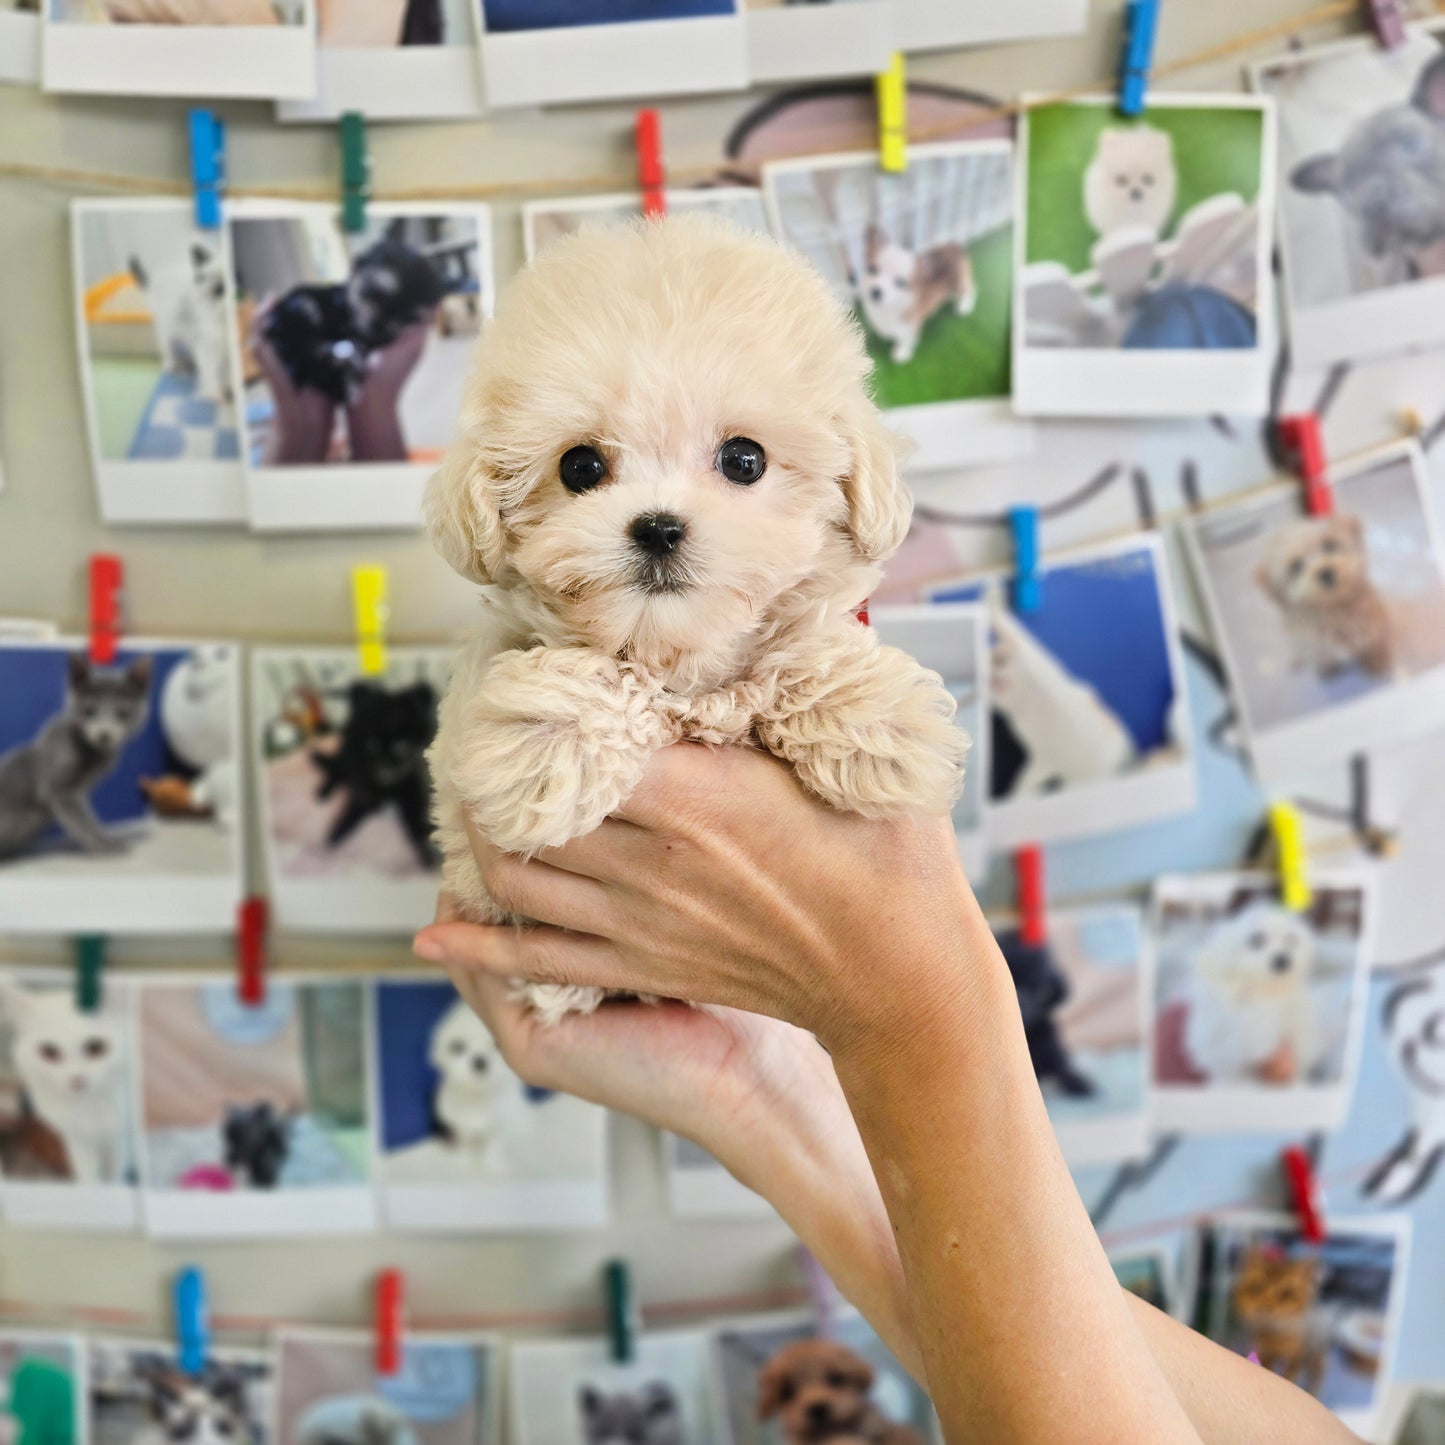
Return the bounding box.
[517,979,608,1025]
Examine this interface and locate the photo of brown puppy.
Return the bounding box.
[1230,1245,1327,1395]
[859,224,976,366]
[757,1340,925,1445]
[1255,514,1393,678]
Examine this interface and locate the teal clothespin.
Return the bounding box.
[340,111,370,234]
[1118,0,1160,118]
[1007,506,1042,615]
[604,1259,638,1364]
[174,1267,209,1376]
[76,936,104,1013]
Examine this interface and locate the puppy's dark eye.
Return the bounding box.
[716,437,766,486]
[1321,538,1340,554]
[776,1381,795,1405]
[1142,173,1154,186]
[826,1371,849,1388]
[1247,931,1268,950]
[559,445,608,494]
[1287,559,1305,579]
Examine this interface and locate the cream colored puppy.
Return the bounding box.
[426,215,968,1024]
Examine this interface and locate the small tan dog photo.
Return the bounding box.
[756,1339,926,1445]
[426,215,968,1023]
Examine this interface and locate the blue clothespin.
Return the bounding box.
[174,1267,209,1375]
[1008,507,1042,615]
[1118,0,1160,118]
[188,110,225,231]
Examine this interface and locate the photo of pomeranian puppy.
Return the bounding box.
[1083,124,1178,237]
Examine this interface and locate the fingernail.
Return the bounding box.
[413,933,446,963]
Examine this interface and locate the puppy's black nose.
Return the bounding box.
[1130,188,1144,201]
[472,1056,489,1074]
[1272,953,1292,974]
[630,512,686,558]
[807,1402,831,1425]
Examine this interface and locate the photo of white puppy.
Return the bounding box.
[1083,124,1178,237]
[129,241,231,405]
[858,223,977,364]
[426,999,530,1178]
[1152,873,1372,1134]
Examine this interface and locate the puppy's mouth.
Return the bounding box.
[633,560,693,596]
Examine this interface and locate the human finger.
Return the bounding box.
[463,815,620,936]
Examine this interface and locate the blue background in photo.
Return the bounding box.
[934,548,1176,753]
[375,980,457,1151]
[482,0,732,32]
[0,645,185,827]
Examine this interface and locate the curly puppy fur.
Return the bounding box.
[426,215,968,1024]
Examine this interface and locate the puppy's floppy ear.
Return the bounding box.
[838,396,910,563]
[425,430,507,585]
[755,1360,786,1421]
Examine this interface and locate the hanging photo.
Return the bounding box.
[42,0,314,97]
[664,1135,772,1220]
[275,1330,502,1445]
[134,976,376,1237]
[522,187,768,262]
[991,905,1153,1165]
[88,1339,275,1445]
[251,647,449,934]
[1014,95,1276,417]
[929,533,1195,849]
[1186,442,1445,784]
[372,979,610,1232]
[1253,25,1445,368]
[1185,1212,1410,1438]
[869,603,989,875]
[1384,1386,1445,1445]
[226,201,490,532]
[0,0,39,85]
[1150,872,1372,1135]
[0,1330,83,1445]
[891,0,1084,51]
[713,1310,937,1445]
[0,969,140,1231]
[474,0,746,110]
[509,1330,724,1445]
[0,638,245,934]
[763,141,1031,472]
[71,200,244,525]
[1111,1250,1175,1315]
[277,0,483,121]
[742,0,890,85]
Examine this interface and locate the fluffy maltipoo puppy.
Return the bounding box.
[425,215,968,1023]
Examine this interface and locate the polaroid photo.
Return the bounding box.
[0,638,245,934]
[0,1331,84,1445]
[713,1309,937,1445]
[474,0,745,110]
[277,0,483,120]
[510,1330,724,1445]
[929,533,1195,850]
[226,200,490,533]
[1253,24,1445,369]
[764,141,1033,473]
[743,0,891,85]
[274,1328,502,1445]
[133,975,376,1238]
[372,978,609,1232]
[869,603,989,875]
[0,968,140,1231]
[252,647,450,934]
[0,0,40,85]
[1150,870,1373,1135]
[88,1338,275,1445]
[991,904,1153,1166]
[0,619,57,639]
[71,200,243,526]
[664,1134,772,1221]
[1111,1249,1176,1316]
[1381,1385,1445,1445]
[891,0,1085,51]
[1186,1211,1410,1438]
[522,187,768,263]
[42,0,314,97]
[1187,441,1445,785]
[1014,94,1276,418]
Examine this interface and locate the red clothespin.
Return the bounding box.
[88,554,124,666]
[636,109,665,219]
[1277,415,1332,517]
[1281,1145,1325,1243]
[1016,846,1046,947]
[237,897,268,1006]
[375,1269,405,1376]
[1366,0,1408,48]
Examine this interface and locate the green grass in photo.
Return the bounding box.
[91,356,161,461]
[861,223,1013,409]
[1025,103,1265,274]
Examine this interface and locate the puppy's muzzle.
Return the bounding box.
[629,511,690,594]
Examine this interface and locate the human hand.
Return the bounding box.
[413,742,992,1059]
[346,320,429,462]
[248,299,335,465]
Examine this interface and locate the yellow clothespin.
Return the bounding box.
[1269,802,1311,912]
[352,565,389,677]
[875,52,907,174]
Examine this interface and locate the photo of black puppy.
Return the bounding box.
[998,934,1096,1097]
[222,1101,293,1189]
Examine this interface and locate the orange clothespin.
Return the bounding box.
[1277,415,1332,517]
[237,897,268,1006]
[1281,1145,1325,1242]
[375,1269,405,1376]
[1016,846,1046,947]
[636,109,665,219]
[88,555,124,666]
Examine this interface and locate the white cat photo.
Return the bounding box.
[129,242,231,406]
[0,971,139,1230]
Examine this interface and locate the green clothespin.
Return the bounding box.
[604,1259,637,1364]
[76,935,105,1012]
[340,111,370,233]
